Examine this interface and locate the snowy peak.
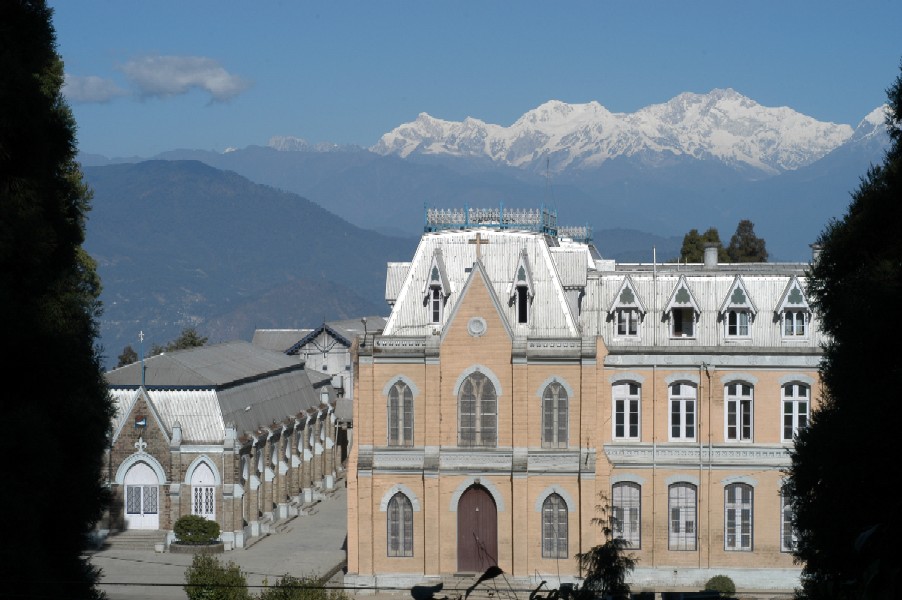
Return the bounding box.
[372,90,857,174]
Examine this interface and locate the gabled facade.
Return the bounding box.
[104,341,341,549]
[347,209,824,594]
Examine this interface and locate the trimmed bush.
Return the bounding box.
[174,514,220,545]
[184,554,250,600]
[258,574,352,600]
[704,575,736,598]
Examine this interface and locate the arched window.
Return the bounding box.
[724,483,753,551]
[782,383,809,442]
[725,383,753,441]
[191,462,216,520]
[668,483,697,550]
[612,382,641,440]
[612,482,640,548]
[542,493,568,559]
[542,382,568,448]
[459,372,497,447]
[387,493,413,557]
[669,383,697,441]
[388,380,414,447]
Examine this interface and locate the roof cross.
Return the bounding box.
[468,232,491,260]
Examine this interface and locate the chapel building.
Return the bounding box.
[346,207,821,593]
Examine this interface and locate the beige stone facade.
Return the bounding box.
[347,218,822,593]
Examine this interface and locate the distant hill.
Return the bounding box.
[83,160,416,366]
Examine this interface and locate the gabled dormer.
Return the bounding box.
[777,276,810,338]
[608,275,646,338]
[719,276,758,338]
[423,249,451,324]
[508,249,535,324]
[664,276,701,338]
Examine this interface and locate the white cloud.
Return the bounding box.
[63,74,126,103]
[120,55,251,102]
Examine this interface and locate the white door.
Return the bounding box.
[124,462,159,529]
[191,462,216,520]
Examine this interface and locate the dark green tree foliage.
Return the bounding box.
[184,554,251,600]
[726,219,768,262]
[576,498,636,600]
[679,227,729,262]
[151,326,209,355]
[785,63,902,600]
[0,2,113,598]
[117,344,138,368]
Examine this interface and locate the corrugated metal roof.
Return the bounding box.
[550,246,589,288]
[251,329,311,353]
[386,263,411,305]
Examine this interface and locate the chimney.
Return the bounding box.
[703,243,719,269]
[810,243,822,265]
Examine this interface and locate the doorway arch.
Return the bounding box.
[123,461,160,529]
[457,484,498,572]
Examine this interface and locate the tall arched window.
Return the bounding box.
[542,493,568,559]
[724,483,753,551]
[612,482,641,548]
[388,380,414,447]
[542,382,568,448]
[459,372,497,447]
[782,383,809,442]
[387,492,413,557]
[191,461,216,520]
[668,483,697,550]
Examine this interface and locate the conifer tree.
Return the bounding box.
[785,62,902,599]
[726,219,768,262]
[0,2,113,598]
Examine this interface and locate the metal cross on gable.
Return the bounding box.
[468,232,491,260]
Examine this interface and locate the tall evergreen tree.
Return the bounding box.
[785,63,902,599]
[679,227,728,262]
[0,2,113,598]
[726,219,768,262]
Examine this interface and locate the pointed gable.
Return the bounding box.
[508,248,535,301]
[777,276,811,312]
[719,275,758,315]
[664,275,701,314]
[441,260,513,344]
[608,275,647,315]
[423,248,451,299]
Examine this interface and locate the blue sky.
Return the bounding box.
[53,1,902,158]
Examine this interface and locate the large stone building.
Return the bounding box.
[104,341,341,549]
[346,207,821,593]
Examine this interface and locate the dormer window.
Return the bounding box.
[778,277,810,339]
[423,250,450,325]
[665,276,700,339]
[430,286,442,324]
[720,276,757,339]
[516,283,529,323]
[509,251,535,325]
[609,276,646,339]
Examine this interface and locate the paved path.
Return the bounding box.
[89,481,348,600]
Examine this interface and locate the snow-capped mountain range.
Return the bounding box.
[371,89,885,175]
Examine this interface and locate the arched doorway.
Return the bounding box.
[457,484,498,572]
[124,461,159,529]
[191,462,216,520]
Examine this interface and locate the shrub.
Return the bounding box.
[174,514,221,544]
[184,554,250,600]
[258,575,352,600]
[704,575,736,598]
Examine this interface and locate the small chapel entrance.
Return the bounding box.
[124,461,159,529]
[457,484,498,573]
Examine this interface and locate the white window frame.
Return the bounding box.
[725,383,754,442]
[430,286,442,324]
[387,492,414,557]
[612,482,641,549]
[388,380,414,447]
[542,382,568,449]
[542,493,568,559]
[725,309,751,338]
[724,483,753,551]
[671,307,696,338]
[783,310,808,338]
[612,383,641,441]
[669,383,697,442]
[782,383,809,442]
[668,483,697,551]
[616,308,639,337]
[780,494,797,552]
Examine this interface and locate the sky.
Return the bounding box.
[52,1,902,158]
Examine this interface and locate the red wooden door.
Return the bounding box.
[457,485,498,572]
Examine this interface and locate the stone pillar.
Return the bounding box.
[262,435,275,523]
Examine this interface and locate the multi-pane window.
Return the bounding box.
[191,462,216,519]
[542,494,568,559]
[671,308,695,338]
[725,383,753,441]
[616,308,639,337]
[612,483,641,549]
[781,494,797,552]
[783,310,807,337]
[782,384,809,442]
[458,372,497,447]
[388,380,414,447]
[387,493,413,557]
[724,484,753,551]
[430,287,442,324]
[612,383,640,440]
[669,383,697,441]
[726,310,750,337]
[542,382,568,448]
[668,484,697,550]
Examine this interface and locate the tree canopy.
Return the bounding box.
[0,1,113,597]
[785,62,902,599]
[726,219,768,262]
[679,227,728,262]
[151,326,209,356]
